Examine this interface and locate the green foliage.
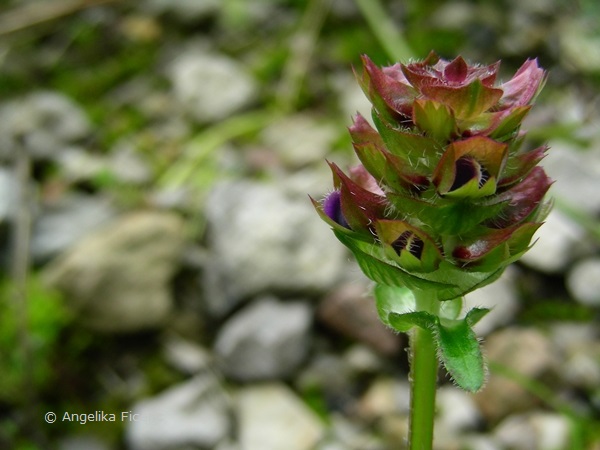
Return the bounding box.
[374,284,489,392]
[0,275,71,404]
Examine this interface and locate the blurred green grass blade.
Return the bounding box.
[157,110,276,188]
[354,0,413,61]
[275,0,332,112]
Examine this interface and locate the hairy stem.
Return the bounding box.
[408,290,439,450]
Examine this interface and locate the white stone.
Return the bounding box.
[357,377,411,420]
[521,209,585,273]
[31,193,116,262]
[214,297,312,381]
[542,140,600,214]
[126,374,231,450]
[566,257,600,306]
[43,212,184,332]
[0,91,90,160]
[0,168,17,221]
[236,383,324,450]
[162,334,213,375]
[261,114,339,167]
[436,386,481,433]
[464,266,519,336]
[494,412,570,450]
[203,181,347,315]
[169,50,257,123]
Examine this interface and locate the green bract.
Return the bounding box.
[313,52,551,300]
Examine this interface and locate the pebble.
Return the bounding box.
[161,334,213,375]
[473,327,559,423]
[168,50,257,123]
[0,91,90,161]
[203,180,347,316]
[126,373,231,450]
[317,282,402,355]
[31,193,116,263]
[436,386,481,434]
[493,411,571,450]
[43,211,184,332]
[214,297,312,381]
[542,140,600,214]
[0,167,17,221]
[236,383,325,450]
[357,377,411,421]
[463,266,520,336]
[520,209,586,273]
[566,257,600,306]
[260,114,339,168]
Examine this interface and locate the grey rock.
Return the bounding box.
[214,297,312,381]
[162,334,213,375]
[521,209,585,273]
[344,344,386,374]
[566,257,600,306]
[464,266,520,336]
[203,180,347,316]
[473,328,559,423]
[108,140,152,185]
[0,91,90,160]
[31,194,116,262]
[58,435,110,450]
[317,282,402,355]
[296,352,355,407]
[126,374,231,450]
[55,147,106,182]
[357,377,411,421]
[43,211,184,332]
[260,114,339,168]
[550,323,600,389]
[0,168,17,221]
[236,383,325,450]
[542,141,600,215]
[435,386,481,437]
[459,435,502,450]
[493,412,570,450]
[317,414,385,450]
[168,50,257,123]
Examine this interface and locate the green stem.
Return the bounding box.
[409,290,439,450]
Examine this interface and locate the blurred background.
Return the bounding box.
[1,0,600,449]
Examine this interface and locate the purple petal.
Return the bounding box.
[500,59,545,107]
[323,190,349,228]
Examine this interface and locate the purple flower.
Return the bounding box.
[314,52,551,297]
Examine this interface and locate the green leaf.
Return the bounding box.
[439,297,463,321]
[374,284,416,327]
[465,307,491,327]
[333,231,457,291]
[413,99,456,143]
[435,316,487,392]
[386,192,507,236]
[389,311,438,333]
[373,113,441,170]
[383,302,489,392]
[489,106,531,141]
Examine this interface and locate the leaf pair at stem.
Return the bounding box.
[375,284,488,392]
